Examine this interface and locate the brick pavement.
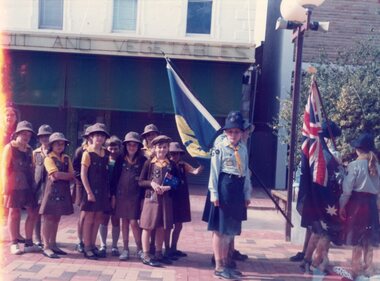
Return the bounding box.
[0,186,379,281]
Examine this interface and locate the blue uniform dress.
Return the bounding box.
[206,137,252,236]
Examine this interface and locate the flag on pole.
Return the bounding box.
[297,79,343,245]
[301,80,327,186]
[166,58,221,158]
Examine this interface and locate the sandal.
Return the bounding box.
[213,268,235,280]
[52,247,67,255]
[142,257,161,267]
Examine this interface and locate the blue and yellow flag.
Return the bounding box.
[166,60,221,158]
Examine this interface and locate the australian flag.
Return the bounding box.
[297,80,343,245]
[166,58,221,159]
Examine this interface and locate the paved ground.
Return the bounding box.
[0,186,379,281]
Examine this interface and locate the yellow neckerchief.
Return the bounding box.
[223,138,243,176]
[10,140,31,152]
[86,146,106,157]
[82,143,89,151]
[151,156,170,168]
[48,151,68,163]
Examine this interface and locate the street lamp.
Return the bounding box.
[276,0,328,241]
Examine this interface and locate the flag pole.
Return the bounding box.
[312,78,337,150]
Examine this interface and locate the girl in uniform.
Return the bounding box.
[141,124,160,159]
[72,125,91,253]
[138,135,178,267]
[80,123,111,259]
[113,132,146,260]
[339,133,380,278]
[168,142,202,258]
[33,124,53,248]
[39,132,74,258]
[1,121,40,255]
[98,135,122,257]
[206,111,252,280]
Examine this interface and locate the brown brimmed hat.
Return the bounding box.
[82,125,92,138]
[169,142,185,153]
[151,135,172,146]
[37,124,53,137]
[123,132,142,145]
[49,132,69,145]
[86,123,110,138]
[106,135,122,147]
[15,121,35,135]
[141,124,159,137]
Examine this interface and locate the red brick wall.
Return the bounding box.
[302,0,380,62]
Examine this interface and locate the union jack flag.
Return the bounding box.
[301,80,327,187]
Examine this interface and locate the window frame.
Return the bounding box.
[112,0,139,33]
[38,0,64,30]
[185,0,214,36]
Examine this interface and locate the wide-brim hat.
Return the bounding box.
[169,142,185,153]
[123,131,142,145]
[14,120,35,135]
[321,121,341,139]
[49,132,70,145]
[86,123,110,138]
[141,124,160,137]
[37,124,53,136]
[151,135,172,146]
[82,125,92,138]
[223,111,244,131]
[351,133,375,152]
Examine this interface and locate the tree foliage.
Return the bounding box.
[274,38,380,163]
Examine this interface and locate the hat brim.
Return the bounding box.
[123,139,143,145]
[37,133,52,137]
[223,124,244,131]
[88,130,110,138]
[151,137,172,146]
[170,149,185,153]
[15,128,35,135]
[49,138,70,145]
[141,130,160,137]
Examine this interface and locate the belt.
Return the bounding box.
[221,172,244,179]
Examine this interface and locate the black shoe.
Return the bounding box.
[142,257,161,267]
[76,242,84,253]
[226,268,243,277]
[93,247,106,258]
[52,247,67,255]
[17,238,26,244]
[42,250,60,259]
[232,250,248,261]
[84,250,98,260]
[290,251,305,262]
[156,255,172,265]
[173,250,187,257]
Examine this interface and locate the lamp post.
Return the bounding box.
[276,0,328,241]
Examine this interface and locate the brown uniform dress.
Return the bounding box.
[33,147,48,204]
[3,142,37,208]
[80,150,111,212]
[114,155,146,219]
[138,158,175,230]
[39,154,74,216]
[172,161,192,224]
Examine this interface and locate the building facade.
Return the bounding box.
[1,0,274,185]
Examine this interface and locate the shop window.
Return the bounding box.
[39,0,64,30]
[186,0,212,34]
[113,0,138,31]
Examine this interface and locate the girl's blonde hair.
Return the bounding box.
[358,149,379,176]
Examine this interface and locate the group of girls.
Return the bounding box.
[1,116,202,268]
